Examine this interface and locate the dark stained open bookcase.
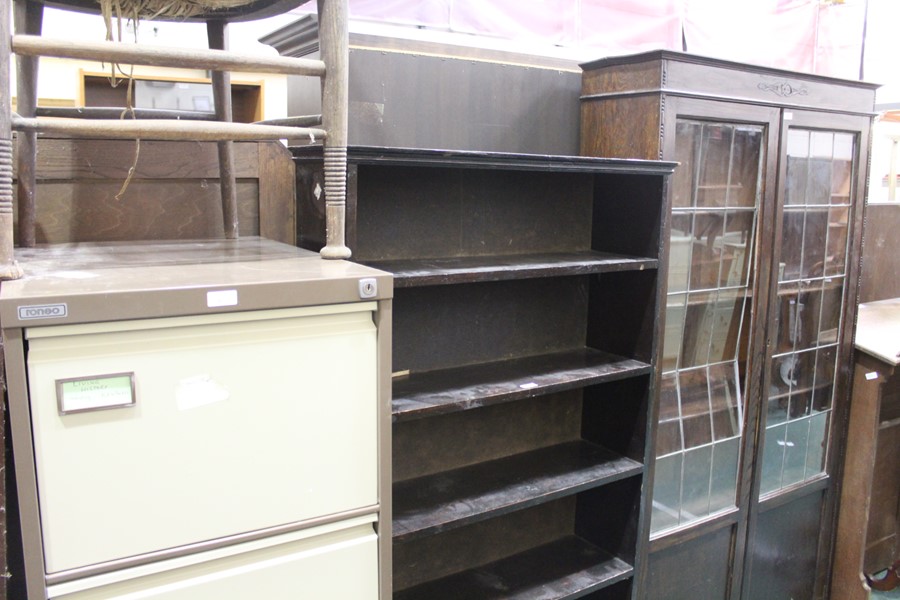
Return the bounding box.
[293,145,675,599]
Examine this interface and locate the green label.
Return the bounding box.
[58,373,135,414]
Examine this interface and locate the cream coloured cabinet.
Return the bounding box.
[0,238,392,599]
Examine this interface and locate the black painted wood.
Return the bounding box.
[393,535,633,600]
[393,440,643,542]
[292,145,675,176]
[392,277,589,374]
[290,144,673,597]
[392,348,650,422]
[365,251,657,288]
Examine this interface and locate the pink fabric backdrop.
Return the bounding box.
[301,0,874,80]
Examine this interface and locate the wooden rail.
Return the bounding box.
[11,35,326,76]
[11,116,326,142]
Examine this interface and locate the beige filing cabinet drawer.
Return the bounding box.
[25,303,377,574]
[48,515,379,599]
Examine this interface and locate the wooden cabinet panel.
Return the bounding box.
[579,50,876,600]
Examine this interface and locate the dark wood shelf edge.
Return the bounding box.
[392,440,643,542]
[393,535,634,600]
[392,348,652,423]
[291,144,677,176]
[364,251,658,288]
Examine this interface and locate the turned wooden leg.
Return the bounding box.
[207,20,239,240]
[317,0,350,259]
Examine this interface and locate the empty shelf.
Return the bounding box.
[393,440,642,542]
[365,251,657,287]
[394,535,633,600]
[392,348,651,422]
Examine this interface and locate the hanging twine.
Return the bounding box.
[96,0,255,199]
[97,0,255,22]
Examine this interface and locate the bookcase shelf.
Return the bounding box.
[393,439,643,542]
[292,145,674,599]
[366,251,657,288]
[392,348,650,422]
[394,535,634,600]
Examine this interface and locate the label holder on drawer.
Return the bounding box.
[56,372,136,415]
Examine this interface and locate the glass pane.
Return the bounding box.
[805,411,830,477]
[780,210,804,281]
[785,130,809,207]
[663,296,686,372]
[657,373,682,457]
[791,348,817,408]
[657,420,682,458]
[709,362,740,441]
[806,158,832,205]
[682,445,713,521]
[815,281,843,346]
[728,127,764,208]
[811,131,835,158]
[720,211,755,287]
[707,290,745,364]
[762,127,857,497]
[812,345,837,413]
[831,159,852,205]
[658,371,680,422]
[680,369,712,448]
[801,208,828,279]
[673,121,700,209]
[709,438,740,513]
[767,355,790,426]
[760,423,787,495]
[651,118,763,533]
[825,207,849,276]
[669,213,693,293]
[772,285,802,354]
[792,292,819,352]
[651,453,683,533]
[697,125,735,208]
[689,214,726,290]
[782,418,811,488]
[681,294,711,369]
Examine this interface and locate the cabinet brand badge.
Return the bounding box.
[18,303,68,320]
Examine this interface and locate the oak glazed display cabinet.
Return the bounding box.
[580,50,877,599]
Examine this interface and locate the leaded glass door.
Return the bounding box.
[651,119,763,533]
[743,111,871,600]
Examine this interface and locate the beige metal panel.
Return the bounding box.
[49,516,378,599]
[0,238,393,327]
[26,305,377,574]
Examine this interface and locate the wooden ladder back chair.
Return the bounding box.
[0,0,350,280]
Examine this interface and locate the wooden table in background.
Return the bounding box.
[833,298,900,599]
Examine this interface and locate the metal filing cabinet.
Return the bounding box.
[0,238,392,599]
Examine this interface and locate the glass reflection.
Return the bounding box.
[709,362,740,441]
[825,207,849,276]
[680,369,712,448]
[657,373,682,457]
[782,419,811,487]
[806,412,830,476]
[668,213,693,293]
[682,445,713,520]
[663,296,686,372]
[651,119,764,535]
[760,127,856,496]
[672,121,699,209]
[812,345,837,413]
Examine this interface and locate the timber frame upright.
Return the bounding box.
[1,0,350,264]
[0,1,350,596]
